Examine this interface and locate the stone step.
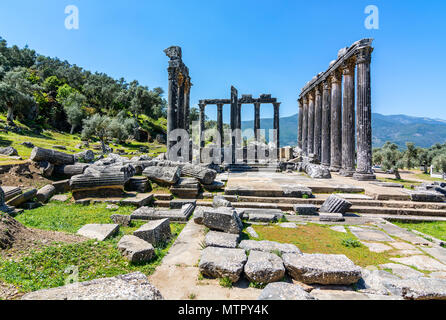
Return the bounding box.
[223,195,446,210]
[349,206,446,217]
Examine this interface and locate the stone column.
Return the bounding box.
[177,73,185,130]
[298,99,303,150]
[167,66,178,158]
[353,46,376,181]
[184,77,191,134]
[254,102,261,161]
[302,96,308,156]
[329,70,342,171]
[273,103,281,158]
[314,86,323,161]
[307,91,315,155]
[199,103,206,162]
[217,103,224,150]
[321,80,331,167]
[340,59,356,177]
[230,86,238,164]
[237,103,242,131]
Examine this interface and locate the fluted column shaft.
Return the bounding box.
[184,78,191,134]
[321,81,331,167]
[307,92,315,155]
[298,100,303,150]
[167,67,178,158]
[340,60,356,176]
[217,103,224,149]
[273,103,281,158]
[314,86,322,161]
[330,71,342,171]
[354,46,376,180]
[302,97,308,155]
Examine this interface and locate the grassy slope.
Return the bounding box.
[0,201,184,294]
[0,114,167,164]
[393,221,446,242]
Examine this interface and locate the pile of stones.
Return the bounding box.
[76,216,173,264]
[293,194,352,222]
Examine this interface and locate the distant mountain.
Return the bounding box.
[241,113,446,149]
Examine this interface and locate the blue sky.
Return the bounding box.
[0,0,445,123]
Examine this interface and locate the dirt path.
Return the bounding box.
[149,219,261,300]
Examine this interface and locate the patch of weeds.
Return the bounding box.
[341,238,362,248]
[271,249,282,258]
[188,293,197,300]
[302,194,309,199]
[219,277,233,288]
[197,272,204,281]
[199,241,207,250]
[249,281,267,289]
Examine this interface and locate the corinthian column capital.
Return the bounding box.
[356,46,373,65]
[342,58,356,76]
[329,69,342,84]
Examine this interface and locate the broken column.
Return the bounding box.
[217,103,224,150]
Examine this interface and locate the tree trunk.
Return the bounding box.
[30,147,75,165]
[70,124,76,134]
[6,105,15,125]
[394,169,401,180]
[100,139,108,154]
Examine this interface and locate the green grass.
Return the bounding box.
[246,224,392,267]
[413,172,445,183]
[393,221,446,242]
[219,277,233,288]
[1,201,185,295]
[377,178,421,189]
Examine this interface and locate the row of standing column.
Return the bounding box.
[297,47,375,180]
[199,102,281,160]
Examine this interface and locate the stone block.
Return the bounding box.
[199,247,247,282]
[239,240,301,255]
[117,235,155,263]
[293,204,318,216]
[258,282,316,300]
[133,219,171,245]
[244,251,285,284]
[203,208,243,234]
[205,231,240,248]
[77,224,120,241]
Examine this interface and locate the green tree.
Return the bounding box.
[403,142,418,170]
[107,111,138,143]
[432,154,446,179]
[81,114,112,153]
[376,142,404,179]
[0,67,40,124]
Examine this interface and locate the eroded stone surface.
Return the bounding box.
[239,240,301,255]
[77,224,119,241]
[379,263,423,279]
[203,208,243,235]
[205,231,240,248]
[350,226,394,242]
[390,255,446,272]
[199,247,247,282]
[117,235,155,263]
[133,219,171,245]
[21,272,163,300]
[283,253,362,285]
[258,282,315,300]
[244,251,285,284]
[361,242,393,253]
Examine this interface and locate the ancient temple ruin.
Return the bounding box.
[298,39,375,181]
[199,87,281,163]
[164,46,192,159]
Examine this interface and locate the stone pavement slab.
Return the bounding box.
[390,255,446,272]
[361,242,393,253]
[77,224,119,241]
[350,226,394,242]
